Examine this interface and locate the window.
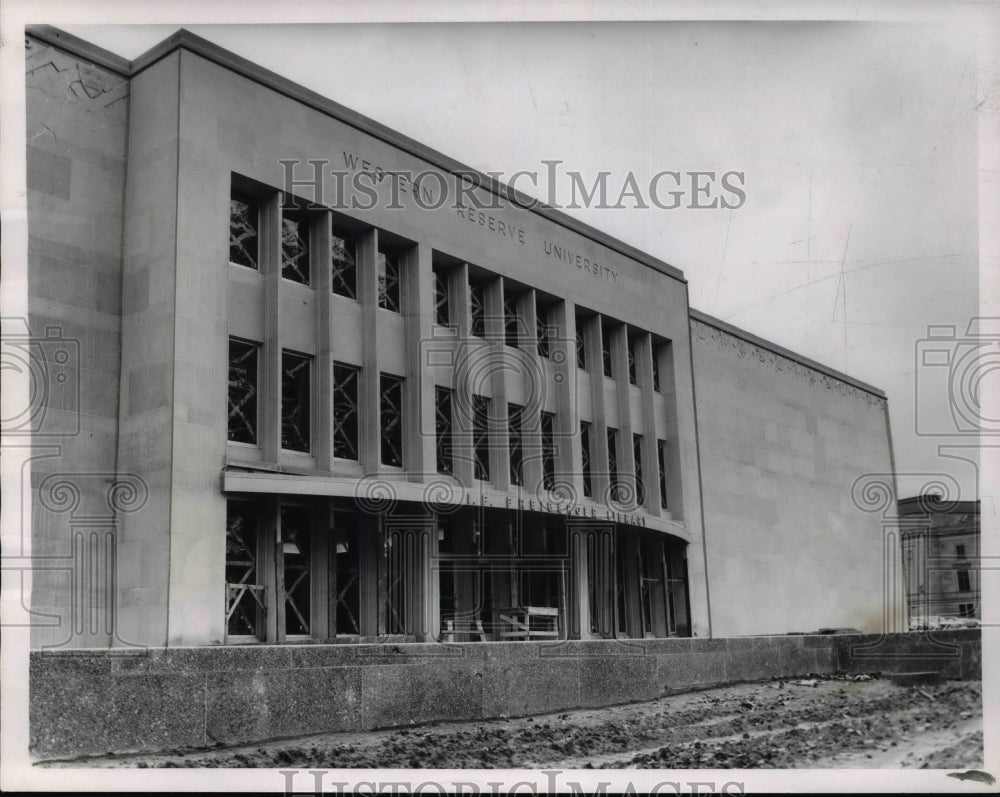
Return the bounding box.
[380,373,404,467]
[229,192,258,269]
[651,345,662,392]
[657,439,669,510]
[281,207,310,285]
[633,433,645,506]
[956,544,967,558]
[957,569,971,592]
[433,268,450,326]
[469,280,486,337]
[436,386,454,474]
[504,290,520,348]
[378,249,401,311]
[602,323,613,378]
[607,428,621,501]
[228,338,258,445]
[333,362,359,460]
[541,411,556,490]
[331,229,357,299]
[627,335,638,385]
[536,303,551,358]
[281,351,311,452]
[225,501,263,639]
[473,394,490,481]
[959,603,975,618]
[509,403,524,486]
[580,421,593,498]
[280,504,311,636]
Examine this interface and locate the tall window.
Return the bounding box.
[331,229,357,299]
[436,386,454,474]
[956,544,967,558]
[280,504,311,637]
[504,290,521,348]
[228,338,258,445]
[536,303,552,358]
[473,394,490,481]
[281,207,310,285]
[957,569,972,592]
[541,411,556,490]
[627,335,638,385]
[281,351,311,452]
[576,316,587,370]
[580,421,593,498]
[469,280,486,338]
[657,439,669,510]
[378,249,401,311]
[380,373,404,467]
[434,268,450,326]
[229,192,258,269]
[508,403,524,486]
[601,323,613,378]
[333,510,361,635]
[633,433,645,506]
[225,501,263,639]
[607,428,621,502]
[651,344,662,392]
[333,362,359,460]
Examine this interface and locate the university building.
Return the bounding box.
[24,25,901,658]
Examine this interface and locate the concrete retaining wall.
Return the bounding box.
[30,629,980,760]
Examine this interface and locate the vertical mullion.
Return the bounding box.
[315,212,333,471]
[358,228,379,472]
[261,192,282,464]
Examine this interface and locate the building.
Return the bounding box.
[23,24,901,658]
[899,495,981,626]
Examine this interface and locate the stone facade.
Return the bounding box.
[24,26,899,655]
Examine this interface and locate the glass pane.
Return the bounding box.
[333,510,360,635]
[331,231,357,299]
[633,433,645,506]
[378,250,400,311]
[229,195,258,269]
[434,270,450,326]
[333,363,359,460]
[380,373,404,466]
[281,210,310,285]
[436,387,454,474]
[281,351,311,452]
[280,504,311,636]
[226,501,261,638]
[504,292,520,348]
[469,281,486,337]
[541,411,556,490]
[602,324,613,377]
[473,394,490,481]
[508,404,523,486]
[581,421,592,498]
[228,339,258,445]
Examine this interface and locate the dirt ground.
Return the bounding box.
[44,675,983,770]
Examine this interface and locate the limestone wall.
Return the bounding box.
[690,314,902,637]
[25,36,131,649]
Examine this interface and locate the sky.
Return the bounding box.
[46,13,994,501]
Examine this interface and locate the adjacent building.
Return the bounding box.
[23,25,902,655]
[899,495,981,625]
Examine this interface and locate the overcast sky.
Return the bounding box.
[57,15,989,500]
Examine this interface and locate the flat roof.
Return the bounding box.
[26,25,889,401]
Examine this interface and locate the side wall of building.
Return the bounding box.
[691,316,903,637]
[25,37,130,649]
